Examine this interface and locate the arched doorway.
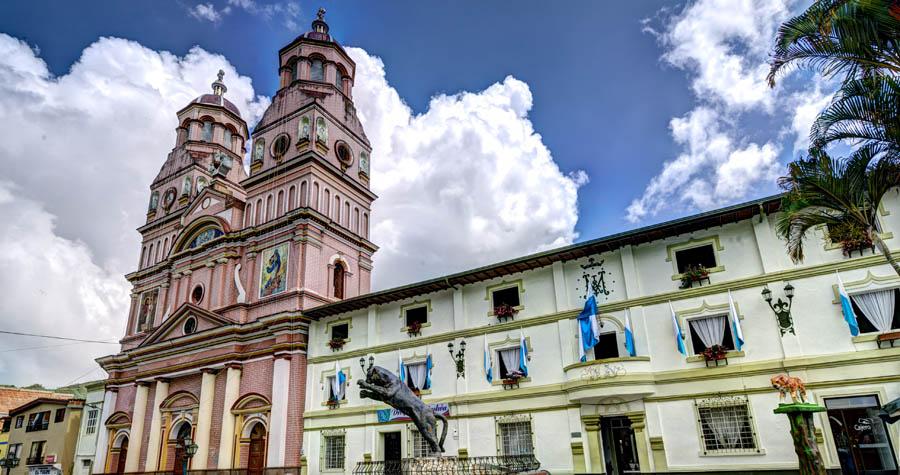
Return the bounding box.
[113,435,129,475]
[247,423,267,475]
[172,422,192,475]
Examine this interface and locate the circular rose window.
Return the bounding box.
[183,316,198,335]
[271,134,290,159]
[191,285,204,304]
[336,142,353,167]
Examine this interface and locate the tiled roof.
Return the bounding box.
[0,388,73,416]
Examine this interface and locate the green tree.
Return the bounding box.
[776,151,900,275]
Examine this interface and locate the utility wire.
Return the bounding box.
[0,330,118,344]
[0,341,89,353]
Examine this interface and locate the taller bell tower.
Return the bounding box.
[245,8,377,305]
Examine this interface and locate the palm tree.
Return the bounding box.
[768,0,900,86]
[776,150,900,275]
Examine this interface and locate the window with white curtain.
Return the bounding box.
[498,420,533,456]
[326,373,346,402]
[688,314,735,355]
[496,347,524,380]
[323,434,345,469]
[405,362,429,392]
[695,395,759,455]
[850,288,900,333]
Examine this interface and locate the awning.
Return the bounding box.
[879,396,900,424]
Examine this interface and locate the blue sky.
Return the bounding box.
[0,0,826,385]
[1,0,719,238]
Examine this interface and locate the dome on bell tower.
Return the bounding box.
[190,70,242,117]
[303,8,333,42]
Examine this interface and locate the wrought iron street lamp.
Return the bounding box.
[1,453,21,475]
[762,282,796,335]
[358,355,374,373]
[448,340,466,378]
[179,435,198,475]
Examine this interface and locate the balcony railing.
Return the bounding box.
[92,467,303,475]
[25,422,49,432]
[26,456,44,465]
[352,455,541,474]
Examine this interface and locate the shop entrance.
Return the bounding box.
[601,416,639,474]
[825,395,897,474]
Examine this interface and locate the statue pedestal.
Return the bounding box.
[774,403,827,475]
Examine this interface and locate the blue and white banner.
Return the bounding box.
[623,308,636,357]
[483,334,493,384]
[836,272,860,336]
[669,301,687,355]
[577,294,600,362]
[377,403,450,423]
[398,350,406,382]
[519,331,529,377]
[425,348,433,390]
[331,361,346,400]
[728,290,744,351]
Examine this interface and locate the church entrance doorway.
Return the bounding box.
[114,437,128,475]
[248,423,267,475]
[172,422,192,475]
[601,416,639,474]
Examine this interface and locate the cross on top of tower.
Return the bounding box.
[211,69,227,96]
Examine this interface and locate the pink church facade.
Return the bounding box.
[95,11,375,474]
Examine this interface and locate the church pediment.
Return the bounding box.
[138,303,234,347]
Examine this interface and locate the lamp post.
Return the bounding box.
[0,453,20,475]
[448,340,466,378]
[179,435,198,475]
[762,282,796,336]
[358,355,374,374]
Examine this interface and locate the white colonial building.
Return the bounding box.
[301,194,900,474]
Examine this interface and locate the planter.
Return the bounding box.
[679,265,710,289]
[501,377,521,390]
[406,321,423,337]
[326,399,341,409]
[328,338,345,351]
[494,304,518,322]
[703,345,728,367]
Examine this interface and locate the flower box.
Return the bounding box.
[679,265,710,289]
[501,371,524,389]
[326,398,341,409]
[406,320,423,337]
[703,344,728,367]
[494,304,518,322]
[328,338,345,351]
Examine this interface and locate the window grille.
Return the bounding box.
[86,409,99,435]
[410,429,430,458]
[695,395,760,455]
[323,435,345,470]
[499,421,533,456]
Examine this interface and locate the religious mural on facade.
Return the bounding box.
[137,288,159,331]
[259,243,288,297]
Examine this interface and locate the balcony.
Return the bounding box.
[353,455,540,474]
[563,356,655,402]
[25,422,48,432]
[26,456,44,466]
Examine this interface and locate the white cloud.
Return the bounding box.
[224,0,302,29]
[0,34,269,386]
[0,34,582,384]
[786,82,833,152]
[628,0,809,222]
[348,47,586,289]
[0,181,127,387]
[189,3,229,23]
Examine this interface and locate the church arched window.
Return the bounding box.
[180,225,224,251]
[202,121,213,142]
[333,262,345,299]
[316,117,327,144]
[223,127,232,149]
[310,58,324,82]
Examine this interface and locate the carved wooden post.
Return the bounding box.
[774,403,827,475]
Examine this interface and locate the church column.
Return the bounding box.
[94,388,118,472]
[193,369,218,469]
[144,379,170,471]
[124,382,150,472]
[217,364,242,468]
[581,415,603,473]
[217,257,229,308]
[268,354,291,466]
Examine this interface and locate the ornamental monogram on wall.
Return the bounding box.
[578,256,614,300]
